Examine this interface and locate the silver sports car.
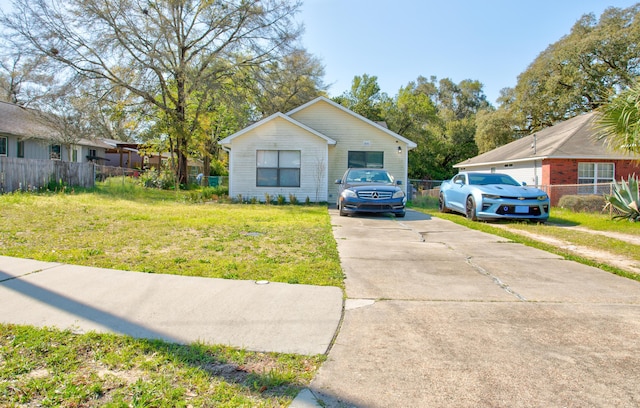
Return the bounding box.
[439,172,550,222]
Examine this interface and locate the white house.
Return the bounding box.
[218,96,417,203]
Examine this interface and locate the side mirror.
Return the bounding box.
[396,180,402,185]
[521,182,527,186]
[454,179,463,185]
[335,179,342,184]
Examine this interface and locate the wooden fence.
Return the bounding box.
[0,157,95,193]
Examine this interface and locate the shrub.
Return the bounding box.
[604,174,640,221]
[558,194,606,213]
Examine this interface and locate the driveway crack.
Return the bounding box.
[465,257,527,301]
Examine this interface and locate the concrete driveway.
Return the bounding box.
[307,209,640,407]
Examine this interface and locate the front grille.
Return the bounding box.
[496,205,542,216]
[358,204,393,211]
[357,190,393,199]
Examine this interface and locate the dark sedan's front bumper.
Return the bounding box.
[341,198,406,216]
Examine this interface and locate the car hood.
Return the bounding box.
[478,184,546,197]
[345,183,400,191]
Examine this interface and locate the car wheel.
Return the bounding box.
[465,196,477,221]
[396,211,405,218]
[438,193,451,213]
[338,200,347,216]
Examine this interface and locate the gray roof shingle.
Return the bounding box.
[455,111,639,168]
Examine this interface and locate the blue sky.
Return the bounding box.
[0,1,636,105]
[297,0,638,104]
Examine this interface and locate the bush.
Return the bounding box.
[558,194,606,213]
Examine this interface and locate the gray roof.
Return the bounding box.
[0,101,109,148]
[455,111,639,168]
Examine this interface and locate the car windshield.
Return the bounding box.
[347,170,392,183]
[468,174,521,186]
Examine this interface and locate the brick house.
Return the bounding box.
[454,111,640,205]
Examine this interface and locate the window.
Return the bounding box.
[578,162,614,194]
[256,150,300,187]
[50,144,61,160]
[0,137,7,156]
[72,149,78,162]
[17,140,24,158]
[348,151,384,168]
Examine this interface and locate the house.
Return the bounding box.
[0,101,109,163]
[454,111,640,205]
[218,96,417,203]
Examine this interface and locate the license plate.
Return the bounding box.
[515,205,529,213]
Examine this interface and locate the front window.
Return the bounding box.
[17,140,24,158]
[578,162,614,194]
[0,137,7,156]
[348,151,384,168]
[256,150,301,187]
[50,144,61,160]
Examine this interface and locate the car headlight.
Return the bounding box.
[482,194,500,200]
[342,189,357,198]
[537,194,548,200]
[392,190,405,199]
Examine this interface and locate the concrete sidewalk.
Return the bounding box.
[0,255,343,355]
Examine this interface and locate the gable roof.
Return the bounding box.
[455,111,639,168]
[218,112,337,147]
[0,101,109,149]
[286,96,417,149]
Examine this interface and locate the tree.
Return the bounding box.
[334,74,386,121]
[512,4,640,131]
[1,0,303,185]
[253,49,327,116]
[596,80,640,155]
[383,76,488,180]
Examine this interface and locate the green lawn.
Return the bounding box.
[0,183,343,287]
[0,181,343,407]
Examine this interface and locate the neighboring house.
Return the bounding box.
[103,139,144,168]
[454,111,640,205]
[0,101,109,163]
[218,96,417,203]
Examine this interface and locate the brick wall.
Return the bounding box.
[542,158,640,205]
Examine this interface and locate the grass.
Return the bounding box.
[0,180,342,406]
[410,195,640,281]
[0,179,343,287]
[0,323,324,407]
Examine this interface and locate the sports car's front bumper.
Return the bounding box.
[477,197,550,221]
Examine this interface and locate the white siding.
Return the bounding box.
[228,117,329,202]
[290,101,410,201]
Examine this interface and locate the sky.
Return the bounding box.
[0,1,637,105]
[296,0,639,104]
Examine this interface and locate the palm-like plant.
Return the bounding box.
[596,81,640,155]
[604,174,640,222]
[597,81,640,221]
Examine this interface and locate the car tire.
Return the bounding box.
[338,200,347,216]
[438,193,451,213]
[465,196,477,221]
[396,211,406,218]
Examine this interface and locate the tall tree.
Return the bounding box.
[333,74,386,121]
[1,0,303,185]
[512,4,640,131]
[253,48,327,116]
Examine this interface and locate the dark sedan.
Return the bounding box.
[335,168,406,217]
